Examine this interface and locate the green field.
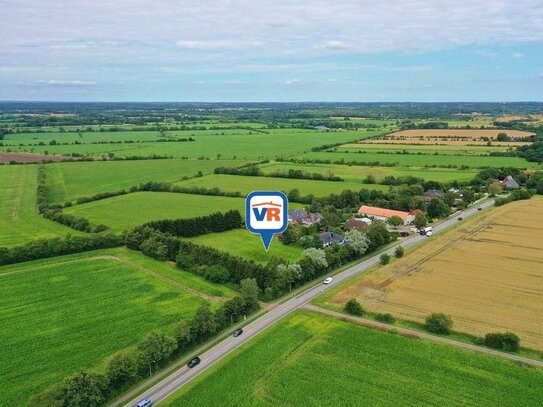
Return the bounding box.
[337,142,513,155]
[186,229,304,264]
[0,248,228,406]
[259,161,478,183]
[163,311,543,407]
[64,192,247,231]
[0,165,84,247]
[3,128,383,160]
[45,159,248,203]
[176,174,389,197]
[297,151,541,169]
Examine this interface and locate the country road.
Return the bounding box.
[120,199,496,407]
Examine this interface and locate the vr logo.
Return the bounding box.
[246,191,288,251]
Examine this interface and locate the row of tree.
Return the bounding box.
[214,165,343,182]
[31,292,259,407]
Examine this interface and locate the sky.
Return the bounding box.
[1,0,543,102]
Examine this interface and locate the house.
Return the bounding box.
[319,231,346,247]
[423,189,445,204]
[502,175,520,189]
[344,217,371,232]
[287,210,322,226]
[357,205,414,225]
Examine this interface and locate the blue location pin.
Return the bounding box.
[245,191,288,251]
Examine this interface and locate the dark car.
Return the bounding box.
[478,207,482,211]
[187,357,201,368]
[458,217,463,221]
[233,328,243,337]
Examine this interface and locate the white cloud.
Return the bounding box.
[36,80,98,86]
[320,40,349,50]
[284,79,300,85]
[513,52,524,58]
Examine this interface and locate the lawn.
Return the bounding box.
[175,174,389,197]
[324,198,543,350]
[45,158,249,203]
[64,192,247,232]
[186,229,304,264]
[163,311,543,407]
[297,151,541,169]
[2,128,382,160]
[0,249,222,406]
[0,165,84,247]
[259,161,478,183]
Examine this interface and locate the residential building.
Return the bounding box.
[357,205,414,225]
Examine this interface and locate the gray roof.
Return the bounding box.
[320,231,345,245]
[502,175,520,189]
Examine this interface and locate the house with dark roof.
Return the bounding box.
[344,217,371,232]
[502,175,520,189]
[319,231,346,247]
[287,210,322,226]
[423,189,445,204]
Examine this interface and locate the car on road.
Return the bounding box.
[137,400,153,407]
[478,207,482,211]
[187,357,201,368]
[233,328,243,337]
[458,217,463,221]
[425,231,433,236]
[323,277,333,284]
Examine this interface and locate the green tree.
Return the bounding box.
[488,181,504,195]
[61,371,105,407]
[190,305,218,342]
[427,198,451,218]
[175,320,193,349]
[240,278,260,309]
[302,248,328,268]
[137,332,177,368]
[344,230,370,255]
[414,213,428,229]
[375,313,396,324]
[344,298,365,316]
[425,313,453,334]
[387,215,404,228]
[106,353,137,389]
[380,253,391,265]
[394,246,404,258]
[484,332,520,352]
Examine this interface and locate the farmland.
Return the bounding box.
[162,311,543,407]
[45,158,248,203]
[0,165,83,247]
[296,150,541,169]
[325,198,543,350]
[368,129,534,146]
[64,192,247,232]
[0,248,227,406]
[336,142,513,155]
[259,161,478,183]
[175,173,389,197]
[1,128,383,160]
[186,229,304,264]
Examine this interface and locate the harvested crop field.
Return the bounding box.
[328,198,543,350]
[365,129,534,146]
[0,152,65,163]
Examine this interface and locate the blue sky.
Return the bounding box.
[1,0,542,101]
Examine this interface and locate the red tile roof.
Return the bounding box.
[358,205,410,220]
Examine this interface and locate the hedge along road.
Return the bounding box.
[121,198,496,407]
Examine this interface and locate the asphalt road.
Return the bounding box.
[124,199,495,406]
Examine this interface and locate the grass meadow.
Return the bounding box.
[175,174,389,197]
[163,311,543,407]
[186,229,304,264]
[64,192,248,231]
[0,165,83,247]
[259,161,478,183]
[45,158,248,203]
[0,248,224,405]
[297,151,541,169]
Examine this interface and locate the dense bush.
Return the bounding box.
[344,298,365,316]
[374,313,396,324]
[425,313,453,335]
[484,332,521,352]
[0,233,123,266]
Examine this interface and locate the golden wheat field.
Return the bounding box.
[365,129,534,146]
[330,198,543,350]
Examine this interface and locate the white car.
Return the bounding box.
[425,231,433,236]
[323,277,333,284]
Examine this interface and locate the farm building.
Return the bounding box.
[344,217,371,232]
[423,189,445,203]
[358,205,414,225]
[319,231,346,247]
[288,210,322,226]
[502,175,520,189]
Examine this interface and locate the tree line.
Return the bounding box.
[214,165,343,182]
